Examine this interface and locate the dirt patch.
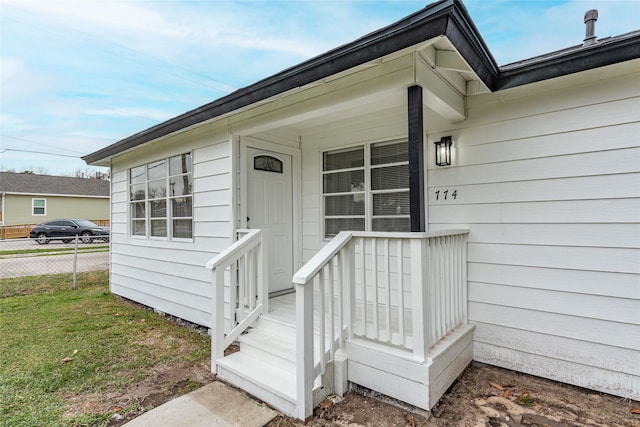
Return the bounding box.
[67,356,639,426]
[105,359,214,426]
[61,358,215,426]
[267,362,640,427]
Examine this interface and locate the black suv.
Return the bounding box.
[29,219,110,244]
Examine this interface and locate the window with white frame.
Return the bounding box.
[32,198,46,216]
[322,140,409,238]
[129,153,193,239]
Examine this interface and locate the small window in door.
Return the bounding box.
[254,155,283,173]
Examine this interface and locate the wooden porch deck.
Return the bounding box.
[208,229,473,419]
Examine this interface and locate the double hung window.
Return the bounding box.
[322,140,409,238]
[32,198,46,216]
[129,153,193,239]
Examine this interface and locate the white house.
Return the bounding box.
[85,0,639,419]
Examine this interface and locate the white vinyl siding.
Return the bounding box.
[100,49,638,402]
[428,69,640,399]
[109,137,234,327]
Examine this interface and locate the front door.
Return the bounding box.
[247,148,293,294]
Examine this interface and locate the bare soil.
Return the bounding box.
[96,358,214,426]
[98,356,639,427]
[267,362,640,427]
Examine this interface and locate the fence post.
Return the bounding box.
[73,235,79,289]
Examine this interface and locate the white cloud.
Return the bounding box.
[0,113,34,133]
[1,0,188,39]
[0,57,56,104]
[86,107,172,123]
[0,0,637,176]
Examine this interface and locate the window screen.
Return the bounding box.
[322,140,409,238]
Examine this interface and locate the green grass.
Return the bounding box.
[0,271,211,427]
[0,245,109,257]
[0,272,104,298]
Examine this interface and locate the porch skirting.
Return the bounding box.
[345,323,474,410]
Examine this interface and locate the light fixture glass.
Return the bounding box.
[434,136,452,166]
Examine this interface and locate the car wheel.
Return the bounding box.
[80,231,93,244]
[36,233,49,245]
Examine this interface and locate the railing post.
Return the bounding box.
[410,237,430,362]
[258,233,269,314]
[296,282,314,420]
[340,241,353,343]
[461,233,468,324]
[211,267,226,374]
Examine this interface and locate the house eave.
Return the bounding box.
[495,31,640,90]
[83,0,497,166]
[2,192,109,199]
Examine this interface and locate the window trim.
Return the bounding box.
[321,139,410,239]
[32,198,46,216]
[128,152,193,241]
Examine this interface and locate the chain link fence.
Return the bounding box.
[0,237,109,280]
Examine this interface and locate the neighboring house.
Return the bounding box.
[84,0,639,419]
[0,172,110,226]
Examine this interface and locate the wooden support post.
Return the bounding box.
[408,85,425,232]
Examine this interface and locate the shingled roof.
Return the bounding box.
[0,172,109,197]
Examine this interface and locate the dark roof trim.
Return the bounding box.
[83,0,496,165]
[496,31,640,90]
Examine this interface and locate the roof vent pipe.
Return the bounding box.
[583,9,598,46]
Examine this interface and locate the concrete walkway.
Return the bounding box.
[123,381,278,427]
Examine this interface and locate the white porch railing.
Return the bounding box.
[205,229,267,373]
[292,229,469,419]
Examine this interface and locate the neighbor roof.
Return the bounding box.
[84,0,640,166]
[0,172,110,197]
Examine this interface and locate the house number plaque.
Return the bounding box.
[434,189,457,200]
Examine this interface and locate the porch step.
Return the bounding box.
[218,312,299,416]
[216,351,297,416]
[253,313,297,340]
[238,327,296,372]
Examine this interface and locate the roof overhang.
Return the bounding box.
[496,30,640,90]
[83,0,497,166]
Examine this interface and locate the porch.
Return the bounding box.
[206,229,473,420]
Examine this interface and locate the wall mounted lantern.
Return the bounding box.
[434,136,452,166]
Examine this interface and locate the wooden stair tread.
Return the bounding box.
[217,351,297,402]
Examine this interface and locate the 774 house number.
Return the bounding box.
[434,189,458,200]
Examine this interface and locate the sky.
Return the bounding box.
[1,0,638,177]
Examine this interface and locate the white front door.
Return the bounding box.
[247,148,293,294]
